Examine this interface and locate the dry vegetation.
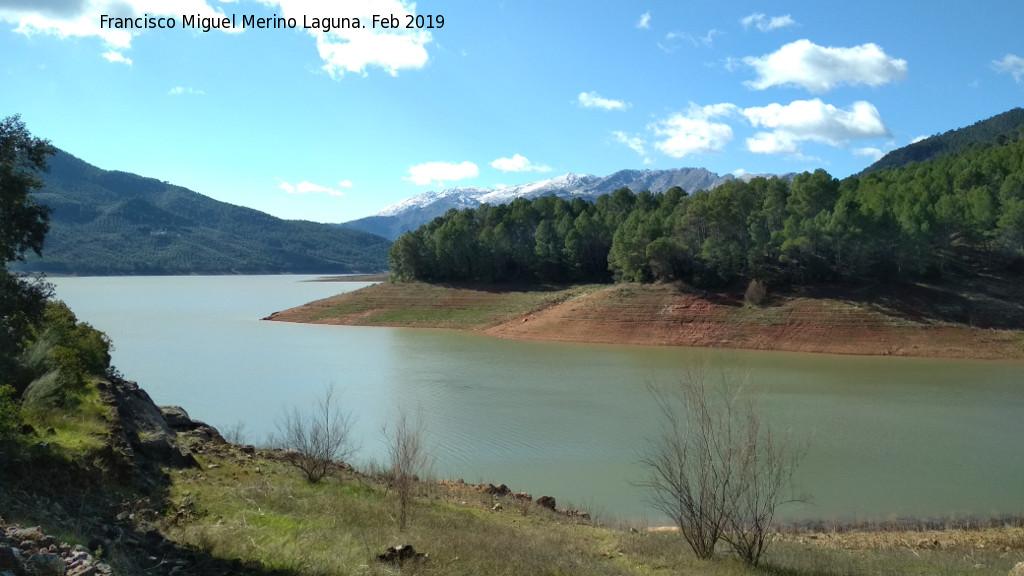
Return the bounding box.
[158,440,1024,576]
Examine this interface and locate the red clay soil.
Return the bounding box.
[270,282,1024,360]
[484,284,1022,359]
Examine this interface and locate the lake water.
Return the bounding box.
[51,275,1024,524]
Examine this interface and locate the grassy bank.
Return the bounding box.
[267,281,1024,359]
[162,441,1024,576]
[3,379,1022,575]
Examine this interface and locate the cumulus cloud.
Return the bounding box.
[636,11,650,29]
[650,103,737,158]
[337,179,354,188]
[744,39,908,93]
[0,0,433,77]
[168,86,204,95]
[0,0,232,60]
[404,161,479,187]
[265,0,431,78]
[490,154,551,173]
[740,13,795,32]
[853,147,885,161]
[578,91,628,111]
[741,99,889,154]
[278,179,348,197]
[911,135,929,144]
[993,53,1024,83]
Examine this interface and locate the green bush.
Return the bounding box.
[0,384,21,441]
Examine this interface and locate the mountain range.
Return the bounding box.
[20,151,391,275]
[339,168,783,240]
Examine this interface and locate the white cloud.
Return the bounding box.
[266,0,431,78]
[102,50,132,65]
[578,91,628,111]
[993,53,1024,83]
[168,86,205,95]
[911,135,929,144]
[613,131,647,157]
[0,0,233,60]
[650,103,737,158]
[278,179,347,197]
[0,0,432,77]
[490,154,551,173]
[740,13,795,32]
[741,99,889,154]
[666,29,721,49]
[338,179,354,188]
[746,131,799,155]
[404,161,479,187]
[636,11,650,29]
[853,147,885,161]
[744,39,908,93]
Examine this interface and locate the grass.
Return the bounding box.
[19,382,112,458]
[158,445,1024,576]
[275,281,605,329]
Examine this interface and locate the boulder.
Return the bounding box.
[158,406,196,430]
[536,496,556,511]
[0,546,22,574]
[1009,561,1024,576]
[25,553,64,576]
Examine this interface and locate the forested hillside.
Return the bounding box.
[20,151,390,275]
[862,107,1024,174]
[389,137,1024,289]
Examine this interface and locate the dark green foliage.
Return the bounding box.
[12,301,112,407]
[1,115,56,380]
[389,119,1024,291]
[0,385,20,443]
[863,107,1024,174]
[19,150,390,275]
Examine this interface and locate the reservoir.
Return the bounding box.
[51,275,1024,524]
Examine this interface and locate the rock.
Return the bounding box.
[536,496,556,511]
[492,503,503,512]
[1009,561,1024,576]
[158,406,195,430]
[0,547,21,573]
[479,483,511,496]
[25,553,64,576]
[376,545,427,566]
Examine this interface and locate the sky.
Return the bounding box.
[1,1,1022,224]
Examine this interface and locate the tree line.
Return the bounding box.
[389,138,1024,288]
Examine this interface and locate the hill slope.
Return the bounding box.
[20,151,390,275]
[862,107,1024,173]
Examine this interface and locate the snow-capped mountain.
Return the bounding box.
[341,167,776,240]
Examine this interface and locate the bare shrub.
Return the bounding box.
[638,365,806,565]
[745,278,768,306]
[383,406,430,531]
[273,385,356,484]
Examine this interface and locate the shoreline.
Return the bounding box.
[265,281,1024,361]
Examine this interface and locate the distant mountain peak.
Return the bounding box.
[342,166,783,240]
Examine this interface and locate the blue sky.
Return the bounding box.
[1,1,1022,223]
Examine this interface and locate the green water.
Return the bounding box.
[52,276,1024,524]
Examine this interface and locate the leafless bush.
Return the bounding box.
[638,365,806,566]
[383,406,430,531]
[273,385,356,484]
[745,278,768,306]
